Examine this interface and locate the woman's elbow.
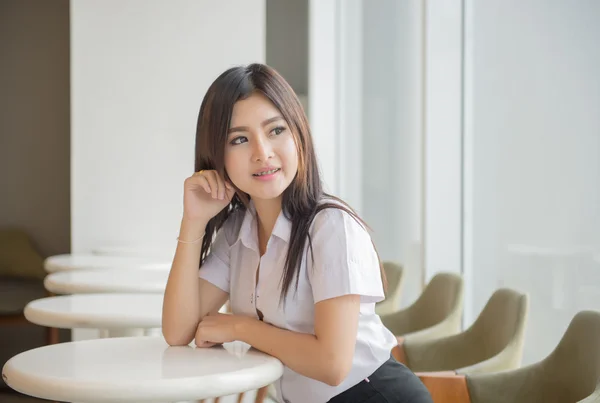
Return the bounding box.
[162,328,193,347]
[323,360,352,387]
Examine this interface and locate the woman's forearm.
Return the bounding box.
[235,319,351,386]
[162,218,208,345]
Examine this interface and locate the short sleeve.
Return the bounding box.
[307,208,385,304]
[198,221,233,293]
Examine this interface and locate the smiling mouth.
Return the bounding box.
[253,168,281,177]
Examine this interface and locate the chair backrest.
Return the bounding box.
[402,288,527,373]
[467,310,600,403]
[408,272,464,331]
[457,288,529,374]
[375,262,405,315]
[578,382,600,403]
[541,310,600,400]
[383,261,403,302]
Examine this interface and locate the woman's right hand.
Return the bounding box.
[183,170,236,223]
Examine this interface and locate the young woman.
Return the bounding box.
[162,64,432,403]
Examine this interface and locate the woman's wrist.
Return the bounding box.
[178,217,208,243]
[234,315,256,342]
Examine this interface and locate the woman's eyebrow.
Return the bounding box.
[228,116,284,134]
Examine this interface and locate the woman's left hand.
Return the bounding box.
[195,313,251,345]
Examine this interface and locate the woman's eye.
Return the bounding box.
[230,136,248,145]
[272,126,286,135]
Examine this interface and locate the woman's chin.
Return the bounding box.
[247,188,286,202]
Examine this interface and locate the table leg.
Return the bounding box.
[47,326,60,344]
[46,291,60,345]
[255,386,268,403]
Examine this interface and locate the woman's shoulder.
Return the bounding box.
[311,197,368,235]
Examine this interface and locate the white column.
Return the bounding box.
[423,0,464,284]
[308,0,338,195]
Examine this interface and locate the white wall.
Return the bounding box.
[71,0,266,254]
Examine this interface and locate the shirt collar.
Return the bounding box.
[236,200,291,251]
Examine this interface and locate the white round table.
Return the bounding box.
[25,294,163,338]
[44,269,169,295]
[44,254,171,273]
[92,244,175,260]
[2,338,284,403]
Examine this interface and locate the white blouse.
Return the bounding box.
[199,201,397,403]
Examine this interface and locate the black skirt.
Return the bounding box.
[327,356,433,403]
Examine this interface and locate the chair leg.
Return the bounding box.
[254,386,268,403]
[236,392,245,403]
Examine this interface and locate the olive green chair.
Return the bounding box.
[418,310,600,403]
[381,272,464,343]
[375,261,405,316]
[393,288,528,375]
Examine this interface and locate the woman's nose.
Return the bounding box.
[252,137,274,162]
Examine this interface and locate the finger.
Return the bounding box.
[204,171,220,200]
[190,171,211,193]
[213,173,227,201]
[225,185,235,201]
[195,326,212,345]
[195,340,217,348]
[214,172,226,201]
[195,174,212,194]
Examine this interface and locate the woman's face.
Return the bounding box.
[224,92,299,203]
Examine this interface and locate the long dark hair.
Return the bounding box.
[195,63,386,302]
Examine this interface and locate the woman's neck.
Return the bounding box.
[253,197,282,254]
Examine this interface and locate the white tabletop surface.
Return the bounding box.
[92,244,175,260]
[44,254,172,273]
[2,337,284,403]
[44,269,169,295]
[24,294,163,330]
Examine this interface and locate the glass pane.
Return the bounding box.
[361,0,424,306]
[465,0,600,364]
